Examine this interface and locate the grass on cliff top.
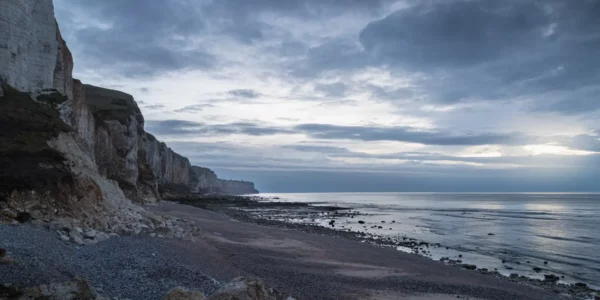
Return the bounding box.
[83,84,143,127]
[0,84,72,196]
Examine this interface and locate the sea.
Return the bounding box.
[258,192,600,288]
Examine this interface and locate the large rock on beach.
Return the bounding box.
[208,277,289,300]
[16,277,105,300]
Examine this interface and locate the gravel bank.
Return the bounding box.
[0,224,219,299]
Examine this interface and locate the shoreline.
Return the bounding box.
[171,195,599,299]
[1,196,597,299]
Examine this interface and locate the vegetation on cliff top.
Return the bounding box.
[83,84,144,127]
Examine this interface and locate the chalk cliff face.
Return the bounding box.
[0,0,65,95]
[0,0,258,223]
[190,166,258,194]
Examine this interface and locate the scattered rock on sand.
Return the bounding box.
[544,274,560,282]
[573,282,587,288]
[163,287,207,300]
[209,276,290,300]
[19,277,105,299]
[510,273,519,279]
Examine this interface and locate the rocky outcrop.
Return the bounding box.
[142,133,192,197]
[82,83,257,200]
[218,179,259,195]
[84,84,159,202]
[190,167,220,193]
[190,167,259,195]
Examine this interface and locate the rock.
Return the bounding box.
[533,267,543,272]
[510,273,519,279]
[1,209,18,220]
[0,254,13,265]
[69,230,85,245]
[573,282,587,288]
[0,248,5,258]
[487,233,494,235]
[462,264,477,270]
[21,277,103,300]
[95,232,110,242]
[544,261,548,264]
[84,230,98,239]
[544,274,560,282]
[155,226,174,237]
[16,212,32,223]
[208,277,285,300]
[163,287,207,300]
[358,220,365,224]
[58,232,71,242]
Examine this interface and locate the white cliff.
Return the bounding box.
[0,0,258,227]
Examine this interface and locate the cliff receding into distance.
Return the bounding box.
[0,0,257,224]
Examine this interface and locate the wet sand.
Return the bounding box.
[151,201,566,300]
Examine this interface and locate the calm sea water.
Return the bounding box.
[259,192,600,287]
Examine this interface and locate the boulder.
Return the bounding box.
[163,287,207,300]
[21,277,102,300]
[544,274,560,282]
[0,248,13,265]
[208,277,285,300]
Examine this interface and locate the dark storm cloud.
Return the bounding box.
[228,89,260,98]
[295,124,529,146]
[55,0,392,78]
[146,120,292,136]
[358,0,600,112]
[56,0,215,76]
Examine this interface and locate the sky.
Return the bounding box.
[53,0,600,192]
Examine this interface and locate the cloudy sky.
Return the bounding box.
[53,0,600,192]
